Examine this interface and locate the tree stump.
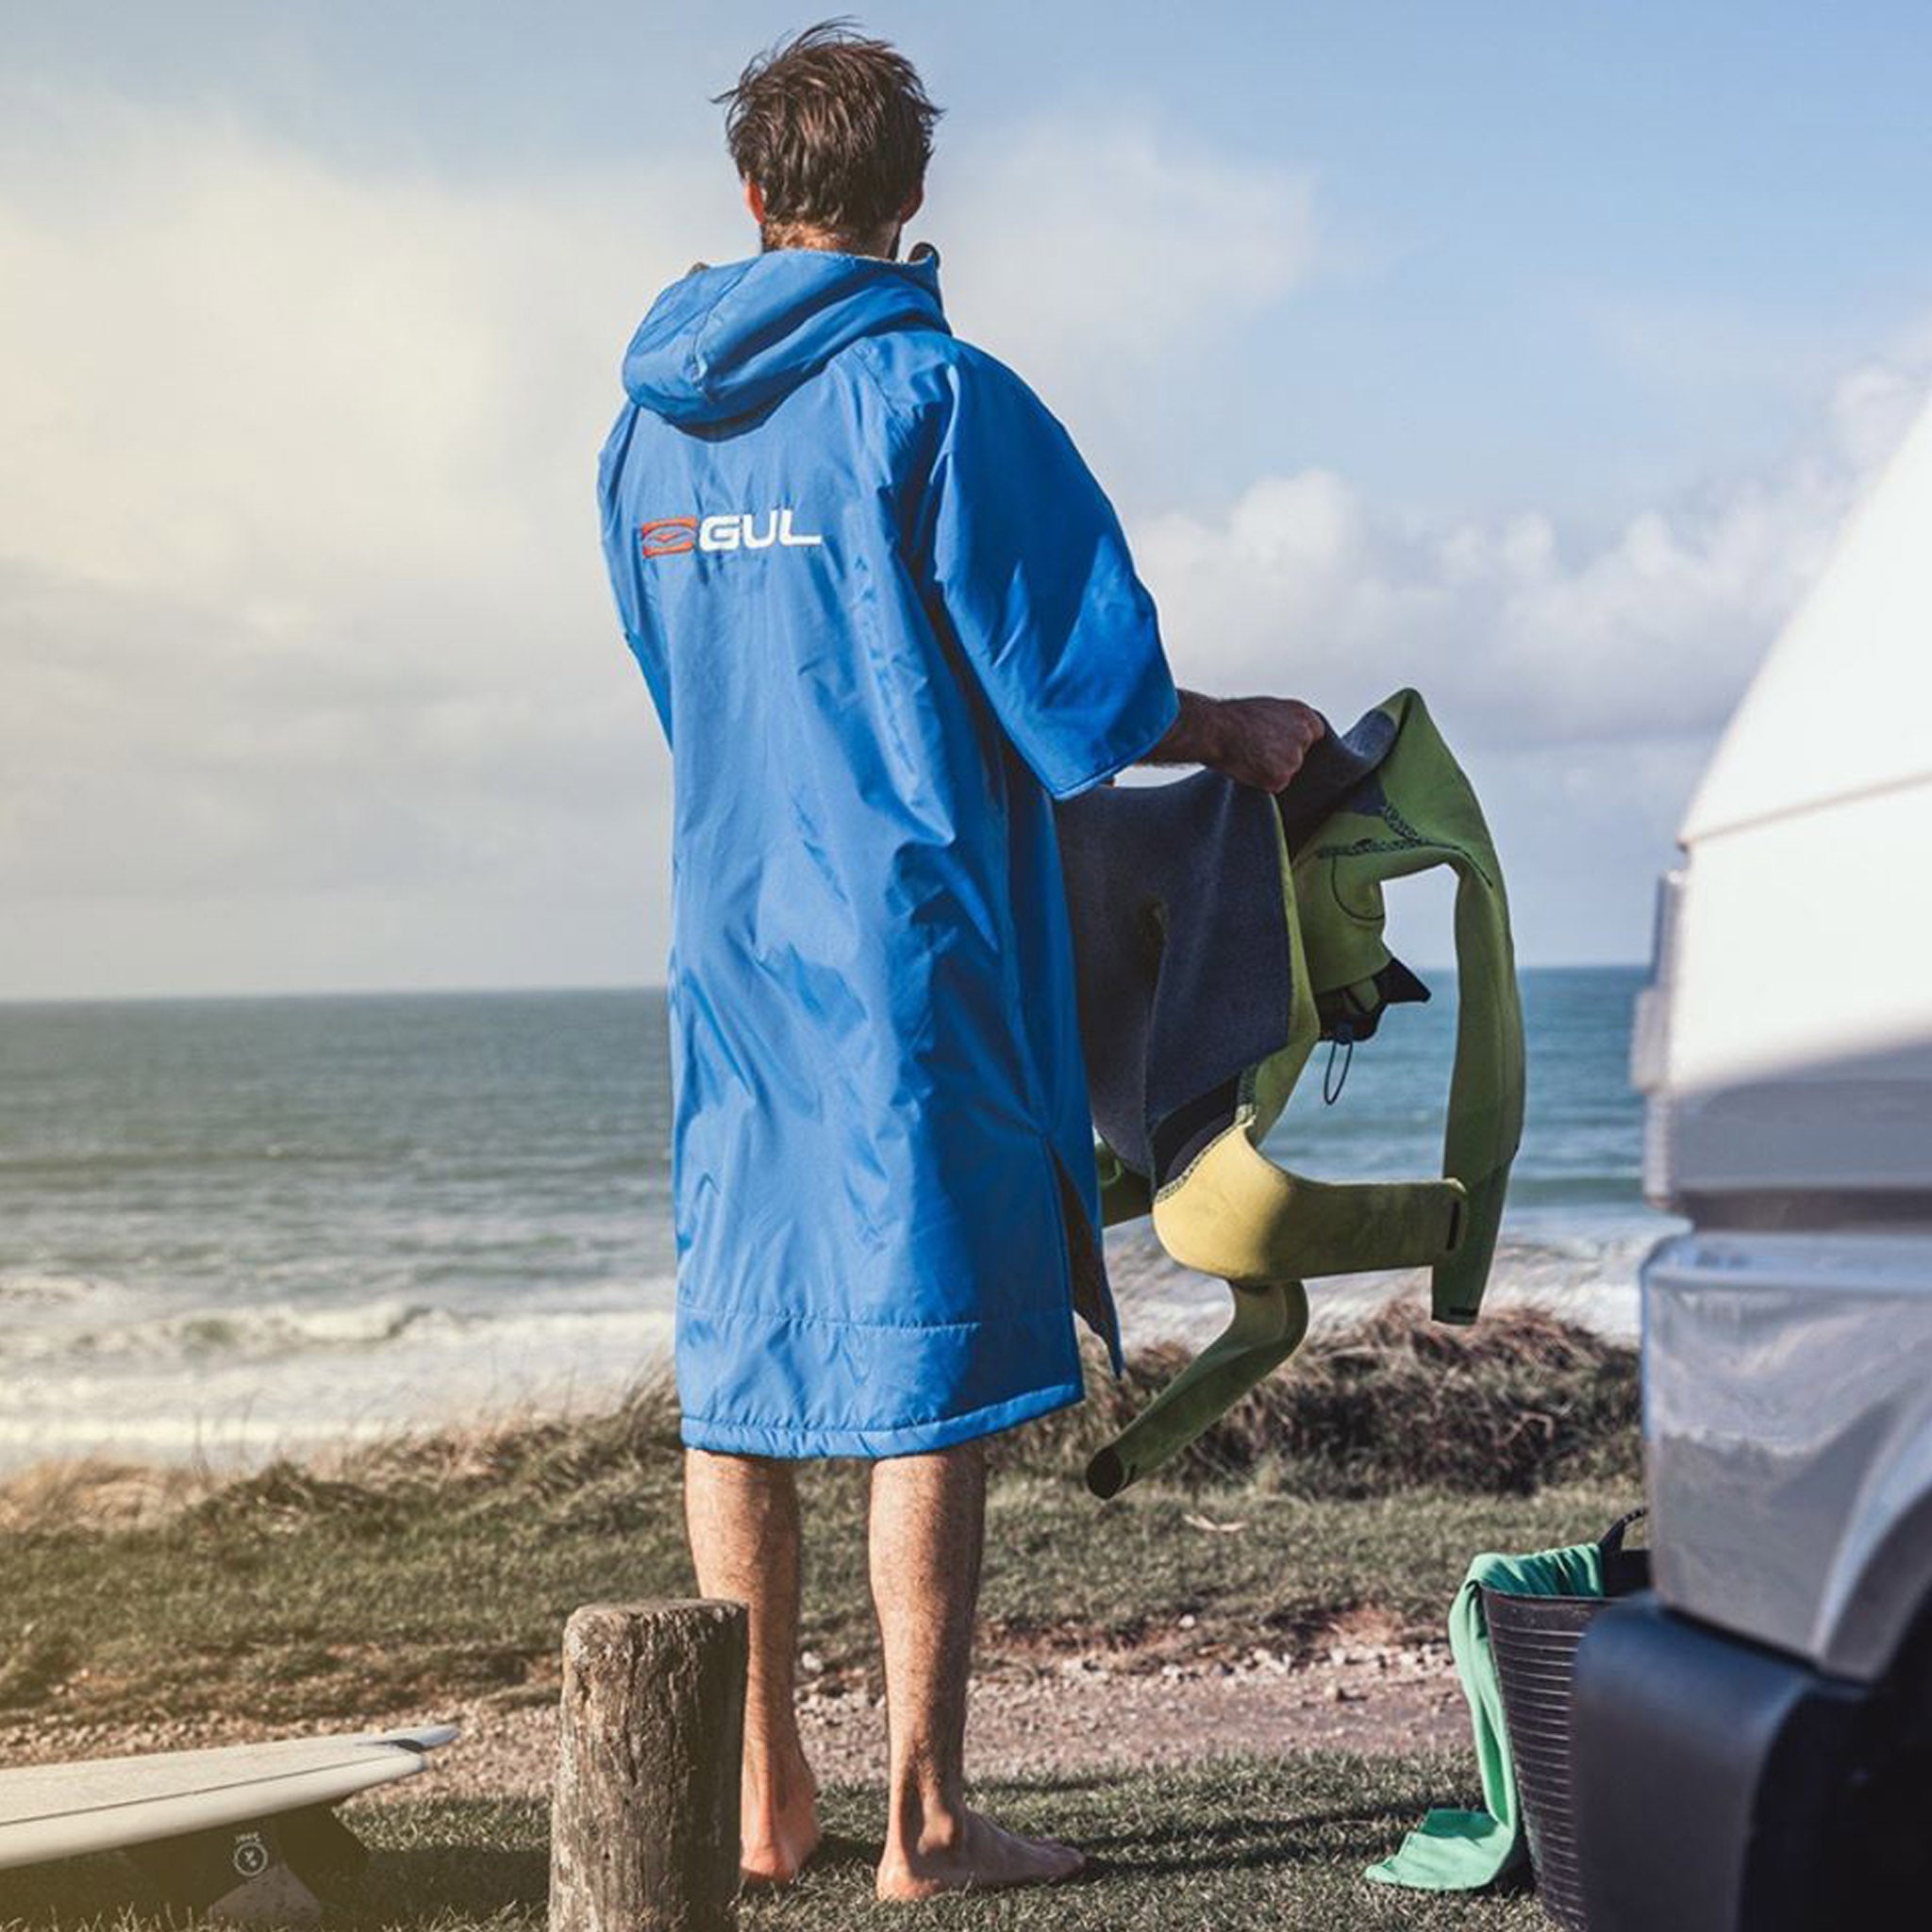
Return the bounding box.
[549,1599,747,1932]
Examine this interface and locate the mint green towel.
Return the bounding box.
[1364,1539,1604,1891]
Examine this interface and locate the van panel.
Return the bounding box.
[1644,1229,1932,1678]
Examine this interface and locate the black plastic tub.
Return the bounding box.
[1481,1510,1649,1932]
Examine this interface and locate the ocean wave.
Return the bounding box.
[0,1299,681,1473]
[0,1270,103,1307]
[0,1295,465,1366]
[0,1275,684,1370]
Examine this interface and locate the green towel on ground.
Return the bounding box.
[1364,1539,1605,1891]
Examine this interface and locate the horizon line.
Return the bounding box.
[0,962,1650,1008]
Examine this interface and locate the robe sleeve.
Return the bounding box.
[912,356,1181,801]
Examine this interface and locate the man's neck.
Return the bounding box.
[761,221,901,259]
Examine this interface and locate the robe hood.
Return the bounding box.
[623,246,949,428]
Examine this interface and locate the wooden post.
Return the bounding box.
[549,1599,747,1932]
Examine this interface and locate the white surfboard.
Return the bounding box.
[0,1724,458,1872]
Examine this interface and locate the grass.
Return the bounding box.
[0,1308,1629,1925]
[0,1756,1552,1931]
[0,1309,1639,1731]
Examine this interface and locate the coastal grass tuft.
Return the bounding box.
[4,1304,1633,1534]
[1015,1302,1638,1495]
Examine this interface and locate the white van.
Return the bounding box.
[1574,393,1932,1928]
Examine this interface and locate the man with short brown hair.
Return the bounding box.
[599,20,1321,1899]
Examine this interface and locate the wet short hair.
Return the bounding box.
[716,20,941,244]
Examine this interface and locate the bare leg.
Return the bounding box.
[870,1441,1085,1900]
[682,1447,821,1884]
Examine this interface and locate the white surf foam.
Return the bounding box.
[0,1287,679,1473]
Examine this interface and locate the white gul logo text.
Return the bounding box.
[639,509,824,558]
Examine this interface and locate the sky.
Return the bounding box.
[3,1,1930,999]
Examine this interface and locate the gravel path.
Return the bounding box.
[2,1642,1468,1796]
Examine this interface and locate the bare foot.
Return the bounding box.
[741,1759,821,1887]
[876,1807,1086,1901]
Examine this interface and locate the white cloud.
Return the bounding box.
[934,121,1319,392]
[1133,354,1928,754]
[1122,359,1928,962]
[0,94,705,947]
[0,92,1332,994]
[3,86,1925,991]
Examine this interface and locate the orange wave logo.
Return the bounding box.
[639,517,698,558]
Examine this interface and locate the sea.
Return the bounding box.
[0,969,1669,1474]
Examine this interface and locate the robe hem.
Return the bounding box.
[676,1375,1083,1460]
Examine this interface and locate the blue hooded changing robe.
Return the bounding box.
[598,246,1180,1457]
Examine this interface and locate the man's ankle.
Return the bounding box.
[888,1772,968,1854]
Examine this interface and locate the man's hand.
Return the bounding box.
[1141,690,1326,792]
